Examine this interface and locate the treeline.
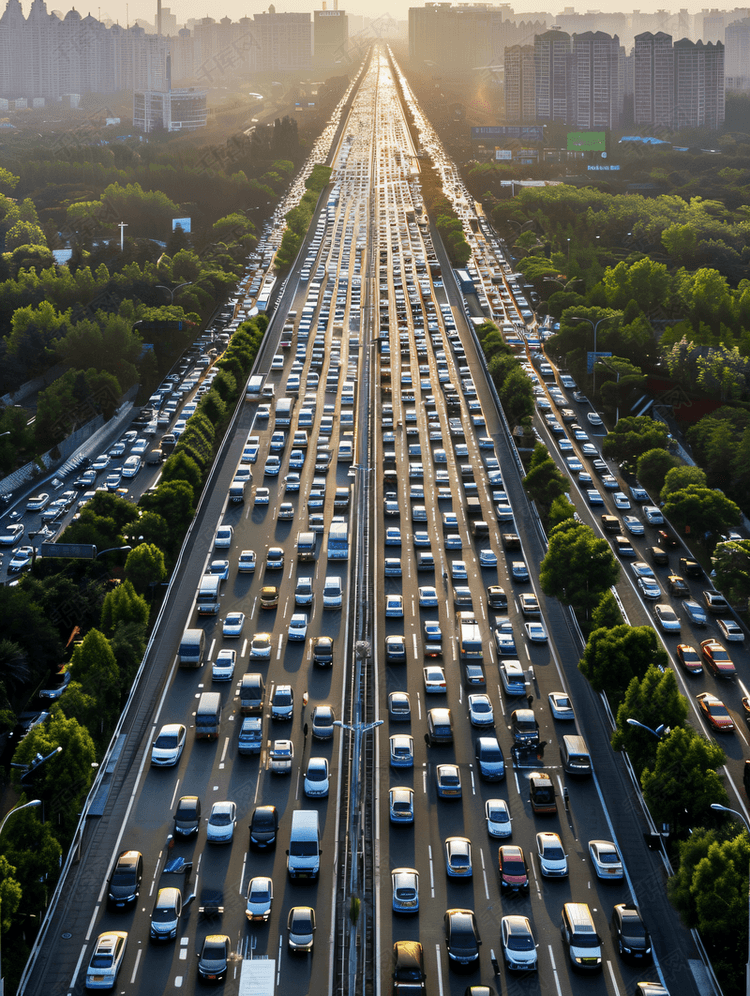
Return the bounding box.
[275,164,333,272]
[418,157,472,267]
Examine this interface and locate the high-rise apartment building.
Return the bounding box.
[534,28,572,122]
[250,8,312,72]
[674,37,725,129]
[504,44,535,123]
[571,30,621,129]
[314,9,348,67]
[725,17,750,81]
[634,31,674,128]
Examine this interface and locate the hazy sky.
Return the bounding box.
[34,0,718,28]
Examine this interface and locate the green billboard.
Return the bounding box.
[567,131,606,152]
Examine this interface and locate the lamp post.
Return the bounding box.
[596,356,622,424]
[626,718,670,739]
[0,800,42,996]
[155,281,193,305]
[571,315,616,396]
[96,545,131,559]
[710,802,750,996]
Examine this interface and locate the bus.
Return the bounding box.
[458,613,483,659]
[275,397,294,426]
[327,521,349,560]
[455,269,476,295]
[256,276,277,313]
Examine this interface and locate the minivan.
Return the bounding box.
[323,575,343,609]
[427,707,454,745]
[561,903,602,972]
[195,692,221,740]
[239,673,265,715]
[560,734,592,776]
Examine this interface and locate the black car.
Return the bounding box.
[174,796,201,837]
[610,903,652,963]
[667,574,690,597]
[197,934,230,982]
[249,805,279,849]
[393,940,426,993]
[445,909,481,970]
[107,849,143,909]
[679,557,702,578]
[311,636,334,667]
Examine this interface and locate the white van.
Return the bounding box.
[122,455,141,478]
[287,810,320,879]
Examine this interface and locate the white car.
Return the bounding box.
[613,492,630,510]
[479,549,498,568]
[238,549,256,573]
[288,613,308,641]
[501,915,538,972]
[485,798,512,838]
[222,612,245,638]
[423,665,447,693]
[206,801,237,843]
[451,560,468,580]
[264,456,281,476]
[631,561,655,579]
[548,692,574,720]
[639,577,661,600]
[623,516,645,536]
[244,436,260,462]
[214,525,233,549]
[717,618,744,642]
[524,621,548,643]
[391,867,419,913]
[85,931,128,990]
[151,724,186,766]
[26,492,50,511]
[212,649,236,681]
[245,876,273,922]
[643,505,664,525]
[385,594,404,617]
[468,693,494,726]
[444,836,473,878]
[250,632,272,658]
[418,586,438,607]
[91,454,110,472]
[654,603,681,633]
[536,831,568,877]
[303,757,330,797]
[0,522,24,546]
[588,839,624,879]
[269,739,294,774]
[587,412,603,426]
[254,487,270,505]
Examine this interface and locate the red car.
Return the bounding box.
[676,644,702,675]
[696,692,735,732]
[701,640,736,679]
[498,845,529,893]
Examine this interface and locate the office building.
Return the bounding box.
[634,31,674,128]
[725,17,750,83]
[250,8,312,72]
[314,9,348,67]
[504,44,535,122]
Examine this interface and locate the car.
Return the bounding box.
[212,649,236,681]
[249,805,279,849]
[464,663,486,689]
[657,527,678,549]
[586,489,604,506]
[638,577,661,600]
[631,561,655,580]
[683,599,707,626]
[390,734,414,768]
[270,684,294,719]
[494,621,517,655]
[500,915,538,971]
[680,557,703,578]
[385,527,402,546]
[245,876,273,922]
[611,903,652,963]
[667,574,690,597]
[548,691,575,720]
[278,502,295,519]
[445,533,462,549]
[85,931,128,989]
[588,839,624,879]
[222,611,245,638]
[418,585,439,609]
[525,620,548,642]
[500,660,526,695]
[643,505,664,525]
[269,739,294,774]
[26,493,50,511]
[214,525,233,549]
[8,545,33,573]
[288,613,308,641]
[676,644,703,674]
[206,800,236,843]
[445,837,473,878]
[151,723,186,766]
[289,449,305,469]
[292,577,313,607]
[0,522,24,546]
[308,635,333,668]
[287,907,316,955]
[536,831,568,877]
[104,472,122,492]
[485,799,512,837]
[284,473,300,492]
[413,531,430,548]
[654,603,680,633]
[630,484,649,502]
[423,620,442,655]
[468,693,494,726]
[107,850,143,909]
[623,515,644,535]
[392,868,420,913]
[311,704,335,739]
[244,436,260,462]
[479,549,498,567]
[264,456,281,476]
[510,708,539,745]
[266,546,284,570]
[704,590,730,614]
[392,940,426,993]
[385,635,407,663]
[487,586,508,609]
[498,844,529,892]
[613,492,630,510]
[74,469,97,489]
[109,441,126,457]
[696,691,735,732]
[436,763,462,798]
[444,908,481,968]
[421,662,447,693]
[718,618,744,642]
[701,639,736,678]
[38,668,72,700]
[566,455,583,473]
[250,632,272,658]
[519,593,540,616]
[587,412,603,426]
[389,786,415,824]
[386,594,404,617]
[254,487,270,505]
[384,558,402,577]
[388,691,411,721]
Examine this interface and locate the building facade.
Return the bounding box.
[504,44,535,122]
[634,31,674,128]
[571,30,621,129]
[674,37,725,129]
[534,28,571,122]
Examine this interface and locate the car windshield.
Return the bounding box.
[599,851,619,864]
[90,954,114,969]
[543,845,564,860]
[503,858,526,875]
[507,934,534,951]
[250,886,271,902]
[211,812,232,825]
[275,691,291,704]
[155,733,178,748]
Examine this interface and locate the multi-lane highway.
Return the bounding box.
[17,43,736,996]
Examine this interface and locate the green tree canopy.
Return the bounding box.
[590,589,623,630]
[540,519,620,618]
[523,443,569,511]
[124,543,167,595]
[579,624,668,704]
[601,416,670,465]
[662,486,741,541]
[611,666,689,776]
[660,464,707,502]
[636,448,680,498]
[100,580,149,636]
[711,539,750,608]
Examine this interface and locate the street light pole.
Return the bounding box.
[0,800,42,996]
[710,803,750,996]
[626,718,670,739]
[571,315,615,396]
[596,356,622,424]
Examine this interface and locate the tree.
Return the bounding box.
[68,628,120,706]
[1,805,62,909]
[711,540,750,608]
[548,494,576,529]
[590,589,623,630]
[124,543,167,595]
[0,853,22,934]
[636,448,680,498]
[100,580,149,635]
[0,638,30,693]
[160,450,202,493]
[660,465,707,502]
[611,666,689,776]
[139,480,196,549]
[602,416,670,465]
[579,624,668,704]
[540,520,620,619]
[523,443,569,511]
[641,726,728,840]
[662,486,741,542]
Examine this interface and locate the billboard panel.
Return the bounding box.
[495,149,512,160]
[172,217,192,232]
[40,542,97,559]
[471,125,544,142]
[567,131,606,152]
